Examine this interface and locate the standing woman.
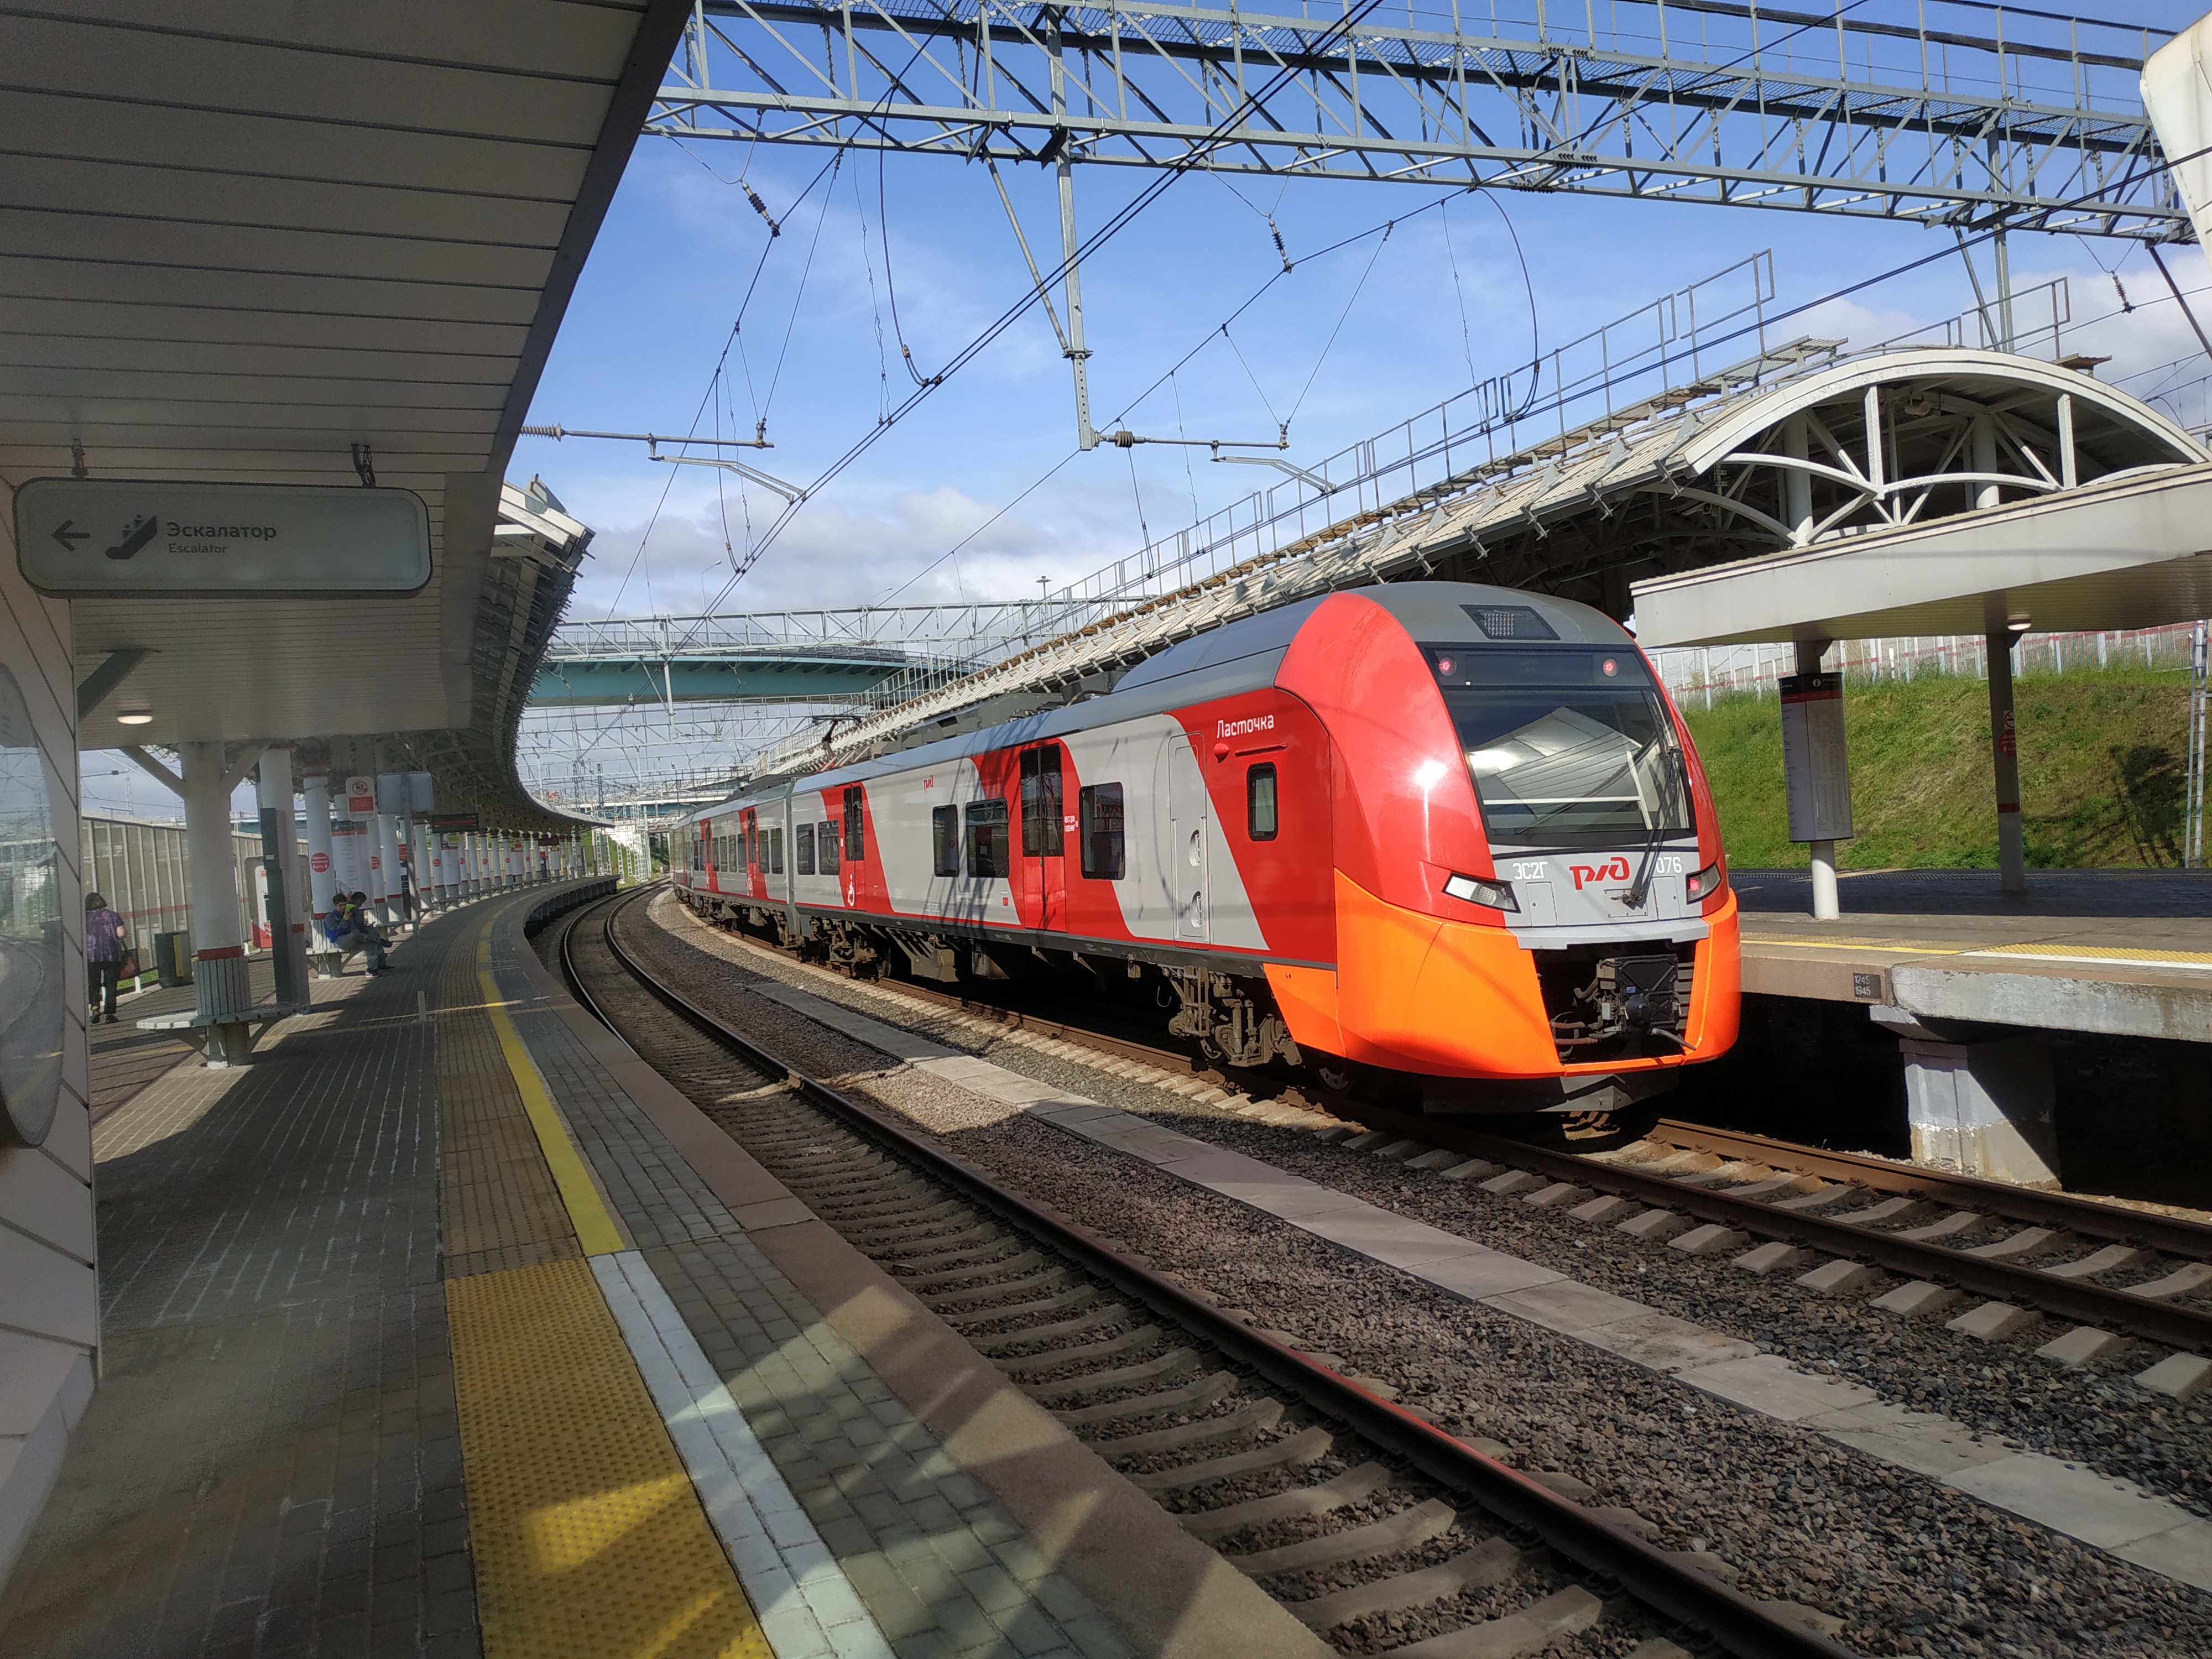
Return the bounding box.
[85,892,126,1024]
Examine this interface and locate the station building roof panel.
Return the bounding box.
[0,1,691,827]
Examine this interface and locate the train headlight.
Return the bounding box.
[1685,859,1727,901]
[1442,872,1517,912]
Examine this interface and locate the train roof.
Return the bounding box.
[693,582,1632,820]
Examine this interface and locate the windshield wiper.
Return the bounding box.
[1623,813,1669,911]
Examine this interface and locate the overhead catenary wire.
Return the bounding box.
[878,194,1459,604]
[696,0,1401,614]
[1286,220,1394,427]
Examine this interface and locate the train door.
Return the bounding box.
[1018,743,1066,930]
[1164,734,1209,943]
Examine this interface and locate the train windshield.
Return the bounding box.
[1426,645,1692,844]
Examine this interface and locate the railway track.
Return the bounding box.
[556,889,1854,1659]
[697,907,2212,1378]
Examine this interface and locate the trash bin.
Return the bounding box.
[153,930,193,987]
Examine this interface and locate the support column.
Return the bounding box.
[408,818,430,922]
[1877,1010,2057,1185]
[1989,625,2028,894]
[255,744,309,1008]
[302,770,336,932]
[1796,639,1839,920]
[1781,415,1814,545]
[181,740,254,1052]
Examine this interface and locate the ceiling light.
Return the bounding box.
[2006,613,2032,633]
[115,709,153,725]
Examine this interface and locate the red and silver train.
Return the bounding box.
[676,582,1739,1125]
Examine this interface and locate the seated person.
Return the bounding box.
[322,891,391,974]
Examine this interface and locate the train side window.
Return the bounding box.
[1078,784,1124,880]
[1248,764,1279,841]
[817,820,841,875]
[843,786,865,861]
[795,823,815,875]
[965,799,1009,878]
[931,805,959,876]
[768,828,783,874]
[1019,746,1063,856]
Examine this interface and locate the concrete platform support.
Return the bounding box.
[374,811,401,926]
[301,770,335,927]
[409,819,432,920]
[254,745,308,1006]
[1900,1031,2060,1187]
[180,741,255,1046]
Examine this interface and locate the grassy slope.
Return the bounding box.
[1679,671,2197,869]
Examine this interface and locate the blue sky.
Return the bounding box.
[513,0,2212,626]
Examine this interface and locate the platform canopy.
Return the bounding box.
[1631,457,2212,646]
[0,1,691,826]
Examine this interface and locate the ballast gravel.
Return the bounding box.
[630,894,2212,1656]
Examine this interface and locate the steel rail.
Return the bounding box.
[569,885,1854,1659]
[1645,1119,2212,1260]
[1340,1103,2212,1355]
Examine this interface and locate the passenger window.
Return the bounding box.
[964,799,1009,878]
[1248,764,1279,841]
[817,820,841,875]
[795,823,815,875]
[843,786,865,861]
[768,827,783,874]
[1078,784,1124,880]
[1019,745,1064,856]
[932,805,959,877]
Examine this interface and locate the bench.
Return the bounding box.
[137,1003,310,1067]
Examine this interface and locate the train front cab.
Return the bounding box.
[1258,586,1740,1124]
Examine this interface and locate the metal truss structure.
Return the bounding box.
[545,602,1096,660]
[754,340,2205,773]
[656,0,2186,239]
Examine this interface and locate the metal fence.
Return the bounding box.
[80,813,307,968]
[1648,622,2208,708]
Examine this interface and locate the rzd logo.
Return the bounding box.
[1569,857,1630,891]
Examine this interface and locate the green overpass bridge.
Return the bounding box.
[530,644,931,706]
[529,605,1086,711]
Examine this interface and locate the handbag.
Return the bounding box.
[117,948,140,980]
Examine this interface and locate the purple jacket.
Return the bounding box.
[85,907,125,963]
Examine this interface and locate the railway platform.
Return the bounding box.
[1737,868,2212,1023]
[1733,868,2212,1185]
[0,878,1284,1659]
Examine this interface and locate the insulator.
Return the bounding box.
[745,184,781,236]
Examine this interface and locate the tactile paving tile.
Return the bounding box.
[437,938,582,1279]
[446,1256,772,1659]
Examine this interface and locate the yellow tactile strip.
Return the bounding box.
[474,933,627,1255]
[437,936,582,1279]
[1968,942,2212,967]
[446,1258,773,1659]
[1743,933,2212,968]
